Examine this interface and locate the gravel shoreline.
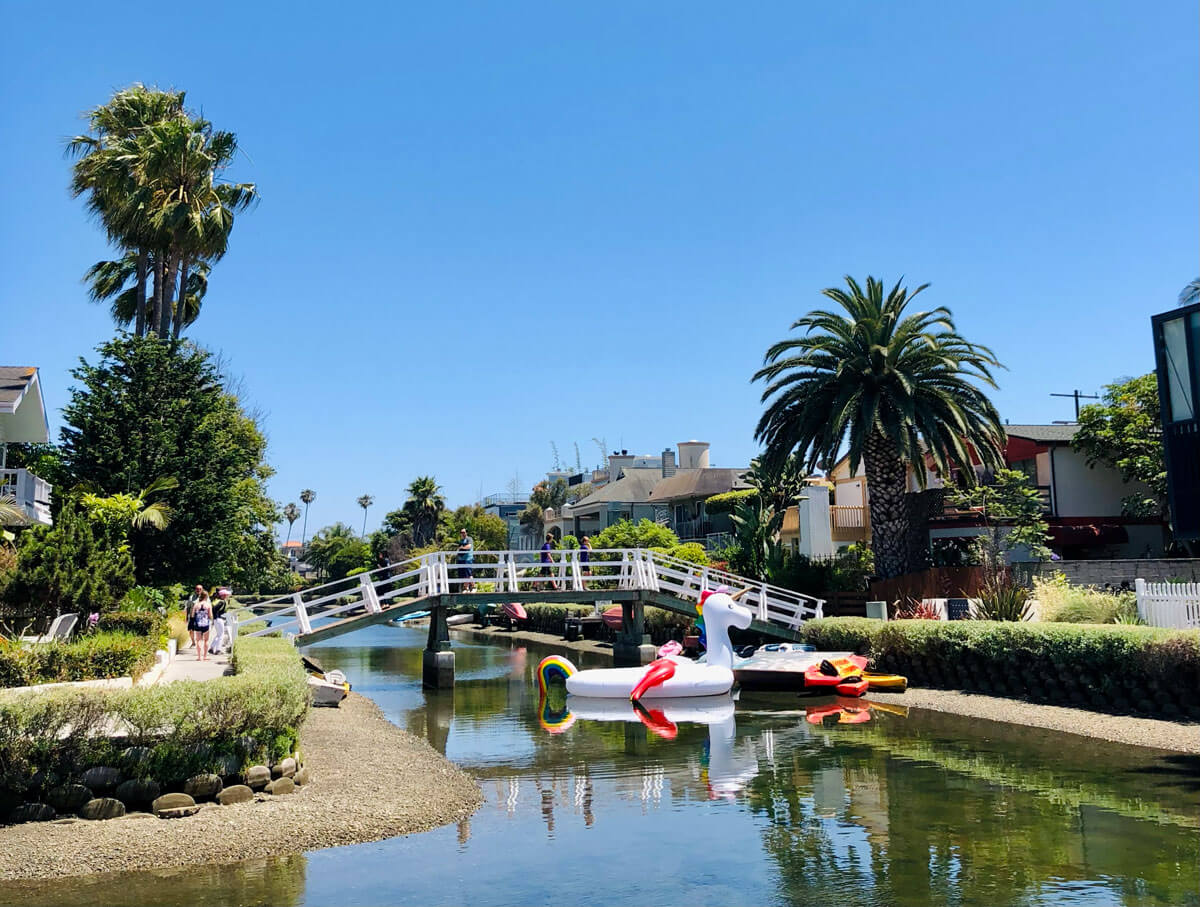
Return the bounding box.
[0,693,483,882]
[869,687,1200,753]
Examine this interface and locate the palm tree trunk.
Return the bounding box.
[862,431,911,579]
[161,250,179,341]
[172,256,189,339]
[301,506,309,547]
[150,255,165,335]
[134,249,149,337]
[361,510,368,538]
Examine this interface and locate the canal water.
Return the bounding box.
[10,623,1199,906]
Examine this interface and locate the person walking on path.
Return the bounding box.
[580,535,593,576]
[189,589,214,661]
[457,528,475,592]
[186,584,204,652]
[208,588,231,655]
[540,533,561,591]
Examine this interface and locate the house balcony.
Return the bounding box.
[830,504,868,542]
[1,468,52,526]
[674,517,713,541]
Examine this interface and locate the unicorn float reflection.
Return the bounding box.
[537,588,751,700]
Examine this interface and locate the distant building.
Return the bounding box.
[482,492,530,549]
[1153,300,1200,542]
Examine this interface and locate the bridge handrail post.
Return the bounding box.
[360,573,382,614]
[507,553,519,592]
[758,582,769,622]
[700,566,710,598]
[293,592,312,636]
[438,555,450,595]
[570,550,583,592]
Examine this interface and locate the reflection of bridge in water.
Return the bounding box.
[235,548,824,687]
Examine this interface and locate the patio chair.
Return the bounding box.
[19,612,80,645]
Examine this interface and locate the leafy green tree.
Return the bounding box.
[403,477,445,547]
[1,501,135,626]
[519,479,569,541]
[80,476,179,541]
[282,502,300,543]
[1072,374,1166,516]
[729,494,784,580]
[57,336,278,587]
[593,519,679,550]
[754,276,1005,579]
[442,505,508,552]
[948,468,1052,567]
[306,523,372,580]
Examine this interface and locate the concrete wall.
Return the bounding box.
[1050,447,1151,517]
[1036,559,1200,587]
[794,485,835,557]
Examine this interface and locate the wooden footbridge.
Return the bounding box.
[232,548,824,687]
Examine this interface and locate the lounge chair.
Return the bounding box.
[19,612,80,645]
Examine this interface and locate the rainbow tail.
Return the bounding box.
[537,655,576,695]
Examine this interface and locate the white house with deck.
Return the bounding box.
[0,367,52,526]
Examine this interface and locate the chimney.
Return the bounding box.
[661,448,677,478]
[677,440,711,470]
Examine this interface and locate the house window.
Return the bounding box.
[1161,314,1197,422]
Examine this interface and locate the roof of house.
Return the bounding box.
[1004,424,1080,443]
[647,468,751,503]
[0,366,48,443]
[282,541,303,549]
[569,468,663,508]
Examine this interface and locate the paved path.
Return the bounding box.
[155,645,232,683]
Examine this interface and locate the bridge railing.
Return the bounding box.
[237,547,824,639]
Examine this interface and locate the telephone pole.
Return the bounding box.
[1050,389,1099,420]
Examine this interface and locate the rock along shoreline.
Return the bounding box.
[0,693,483,882]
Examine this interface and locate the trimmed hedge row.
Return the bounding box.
[517,603,696,644]
[96,611,165,639]
[0,631,159,689]
[0,636,310,817]
[797,618,1200,719]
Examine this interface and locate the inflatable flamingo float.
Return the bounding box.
[537,588,752,700]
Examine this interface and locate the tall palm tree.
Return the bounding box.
[299,489,316,546]
[754,276,1005,579]
[404,476,445,547]
[282,502,300,543]
[356,494,374,537]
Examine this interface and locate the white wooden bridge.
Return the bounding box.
[234,548,824,650]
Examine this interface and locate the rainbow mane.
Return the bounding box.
[536,655,576,695]
[537,694,576,734]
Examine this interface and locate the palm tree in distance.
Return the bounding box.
[282,502,300,544]
[357,494,374,537]
[299,489,315,546]
[1180,278,1200,306]
[754,276,1006,579]
[404,477,445,547]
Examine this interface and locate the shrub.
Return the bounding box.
[560,535,580,550]
[0,636,310,809]
[1034,573,1137,624]
[667,543,709,567]
[0,631,158,689]
[593,519,679,551]
[800,617,1200,718]
[95,611,164,638]
[972,575,1034,622]
[118,586,169,613]
[703,489,758,515]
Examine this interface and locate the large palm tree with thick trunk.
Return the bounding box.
[404,477,445,547]
[754,276,1006,579]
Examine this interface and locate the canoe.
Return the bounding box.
[802,656,869,692]
[601,606,624,630]
[501,602,527,622]
[447,613,474,626]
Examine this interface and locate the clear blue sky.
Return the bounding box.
[2,2,1196,536]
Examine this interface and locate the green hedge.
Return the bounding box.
[0,631,159,689]
[798,617,1200,719]
[0,636,310,816]
[518,603,696,644]
[703,489,758,514]
[96,611,165,639]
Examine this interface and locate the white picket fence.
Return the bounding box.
[235,547,825,641]
[1134,578,1200,629]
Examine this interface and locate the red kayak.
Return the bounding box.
[601,606,624,630]
[501,602,527,622]
[803,656,869,696]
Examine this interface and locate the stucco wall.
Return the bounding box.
[1050,447,1151,517]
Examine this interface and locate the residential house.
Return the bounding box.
[0,366,52,525]
[554,468,664,539]
[648,467,751,543]
[818,424,1164,560]
[481,492,530,549]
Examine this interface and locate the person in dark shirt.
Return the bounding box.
[540,533,560,591]
[457,528,475,592]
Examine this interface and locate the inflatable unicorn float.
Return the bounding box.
[537,587,752,700]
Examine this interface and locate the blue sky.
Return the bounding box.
[2,2,1196,536]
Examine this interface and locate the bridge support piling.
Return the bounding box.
[613,596,656,667]
[422,601,455,689]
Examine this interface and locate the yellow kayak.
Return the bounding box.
[863,672,908,692]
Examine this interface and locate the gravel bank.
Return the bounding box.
[869,688,1200,753]
[0,693,483,882]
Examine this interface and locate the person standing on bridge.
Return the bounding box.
[580,535,592,577]
[541,532,560,591]
[457,528,475,592]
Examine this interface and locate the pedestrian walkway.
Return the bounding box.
[153,646,232,683]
